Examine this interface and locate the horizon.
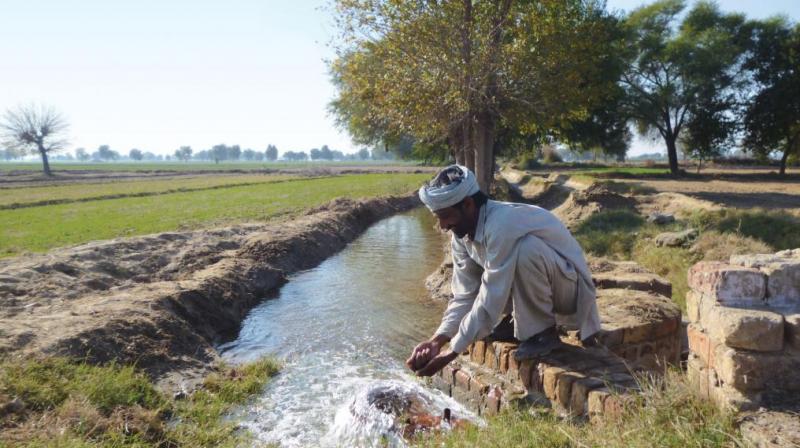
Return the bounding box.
[1,0,798,159]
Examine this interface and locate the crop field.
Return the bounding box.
[0,174,298,208]
[0,172,429,258]
[0,161,417,172]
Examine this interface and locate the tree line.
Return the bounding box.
[329,0,800,185]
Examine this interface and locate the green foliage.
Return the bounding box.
[574,210,646,258]
[743,18,800,175]
[688,208,800,250]
[0,173,430,257]
[330,0,622,185]
[0,358,164,414]
[0,357,280,447]
[621,1,750,174]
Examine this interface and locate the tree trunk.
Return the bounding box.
[779,147,789,176]
[463,121,475,171]
[472,113,495,192]
[665,134,680,176]
[38,146,52,176]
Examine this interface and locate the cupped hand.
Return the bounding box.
[415,350,458,377]
[406,340,441,372]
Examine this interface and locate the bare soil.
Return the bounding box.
[0,194,420,391]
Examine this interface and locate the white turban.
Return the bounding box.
[418,165,480,211]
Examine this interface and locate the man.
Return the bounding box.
[406,165,601,377]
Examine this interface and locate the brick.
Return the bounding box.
[595,327,624,347]
[556,371,586,409]
[494,342,516,373]
[518,360,537,390]
[686,290,703,324]
[485,386,503,416]
[570,377,605,416]
[485,342,498,369]
[701,303,784,352]
[687,324,717,367]
[587,387,611,420]
[543,366,566,399]
[786,314,800,348]
[441,364,457,385]
[507,350,520,377]
[688,261,766,305]
[471,340,486,364]
[470,374,490,394]
[715,346,800,391]
[455,370,471,390]
[731,254,800,304]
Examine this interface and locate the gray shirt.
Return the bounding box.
[435,200,601,353]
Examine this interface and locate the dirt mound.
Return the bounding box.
[0,195,420,389]
[552,183,637,229]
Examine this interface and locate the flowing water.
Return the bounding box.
[219,208,478,447]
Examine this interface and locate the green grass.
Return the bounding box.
[0,160,419,172]
[0,357,280,447]
[0,174,296,208]
[424,371,741,447]
[574,210,647,258]
[688,208,800,251]
[0,173,429,257]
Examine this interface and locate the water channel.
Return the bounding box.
[219,208,478,447]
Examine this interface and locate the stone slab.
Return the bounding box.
[731,254,800,305]
[596,288,681,346]
[703,303,784,352]
[786,314,800,348]
[688,261,766,305]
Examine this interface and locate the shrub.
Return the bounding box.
[574,210,646,258]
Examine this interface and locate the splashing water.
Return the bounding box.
[219,209,479,447]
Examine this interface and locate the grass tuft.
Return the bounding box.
[0,357,280,447]
[423,371,741,447]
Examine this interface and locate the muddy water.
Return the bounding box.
[219,208,477,447]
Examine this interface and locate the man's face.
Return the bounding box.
[434,199,476,239]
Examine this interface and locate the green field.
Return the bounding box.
[0,160,418,172]
[0,174,296,208]
[0,173,429,258]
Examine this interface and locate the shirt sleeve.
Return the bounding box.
[434,236,483,340]
[448,227,520,354]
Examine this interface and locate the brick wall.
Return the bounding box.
[685,249,800,410]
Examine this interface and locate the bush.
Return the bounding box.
[574,210,646,258]
[514,153,540,170]
[688,209,800,250]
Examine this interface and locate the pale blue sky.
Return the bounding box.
[1,0,797,157]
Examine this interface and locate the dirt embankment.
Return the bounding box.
[0,195,420,389]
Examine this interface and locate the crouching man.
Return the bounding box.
[406,165,601,377]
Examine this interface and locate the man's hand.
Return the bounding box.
[406,340,441,372]
[415,350,458,377]
[406,334,450,372]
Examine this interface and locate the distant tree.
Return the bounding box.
[174,146,192,162]
[331,150,345,160]
[620,0,750,175]
[75,147,90,161]
[227,145,241,161]
[265,144,278,161]
[357,148,370,160]
[254,151,265,162]
[129,148,143,161]
[0,104,69,176]
[242,148,256,161]
[743,18,800,175]
[94,145,119,162]
[681,82,735,172]
[211,144,227,164]
[143,152,157,161]
[319,145,333,161]
[283,150,309,161]
[309,148,321,160]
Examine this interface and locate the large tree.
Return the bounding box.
[620,0,749,175]
[331,0,620,190]
[0,104,68,176]
[743,18,800,175]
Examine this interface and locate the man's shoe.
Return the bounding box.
[514,327,561,361]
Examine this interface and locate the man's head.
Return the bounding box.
[418,165,487,239]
